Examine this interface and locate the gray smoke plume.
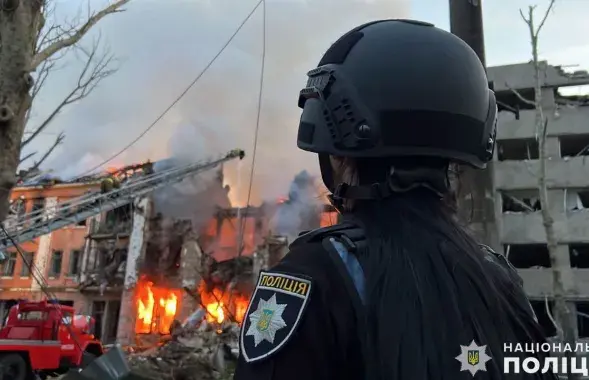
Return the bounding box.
[29,0,409,205]
[270,170,323,242]
[151,123,231,229]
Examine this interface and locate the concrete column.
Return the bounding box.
[178,231,203,321]
[115,288,136,345]
[540,88,556,110]
[32,197,57,291]
[551,244,575,295]
[547,189,566,216]
[124,197,151,289]
[544,137,561,159]
[117,197,151,345]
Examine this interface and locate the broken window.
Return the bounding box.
[68,250,82,276]
[20,252,34,277]
[501,190,541,213]
[560,134,589,157]
[101,204,133,234]
[2,252,16,276]
[565,189,589,211]
[569,244,589,268]
[31,198,44,214]
[29,198,45,227]
[556,85,589,107]
[497,139,539,161]
[49,251,63,278]
[577,302,589,338]
[530,300,557,337]
[504,244,551,268]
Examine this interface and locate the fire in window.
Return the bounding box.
[135,278,181,335]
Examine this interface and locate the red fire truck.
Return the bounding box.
[0,299,103,380]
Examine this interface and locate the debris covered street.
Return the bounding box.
[126,316,240,380]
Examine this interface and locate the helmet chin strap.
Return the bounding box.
[328,166,449,212]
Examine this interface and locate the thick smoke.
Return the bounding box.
[270,170,323,242]
[151,123,231,229]
[29,0,409,205]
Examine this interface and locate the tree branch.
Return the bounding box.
[535,0,555,36]
[30,0,131,71]
[21,36,118,148]
[506,85,536,106]
[19,151,36,165]
[24,54,64,126]
[27,133,65,175]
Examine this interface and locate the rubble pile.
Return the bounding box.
[127,316,239,380]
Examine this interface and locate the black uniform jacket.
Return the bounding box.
[234,238,363,380]
[233,232,550,380]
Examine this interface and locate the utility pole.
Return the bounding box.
[449,0,486,66]
[448,0,500,250]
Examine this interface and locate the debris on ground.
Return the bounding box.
[127,313,239,380]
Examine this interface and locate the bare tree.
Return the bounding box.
[0,0,131,223]
[515,1,579,377]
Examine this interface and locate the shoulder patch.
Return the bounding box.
[240,270,312,363]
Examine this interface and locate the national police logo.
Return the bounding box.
[240,270,312,363]
[468,350,479,366]
[455,340,492,376]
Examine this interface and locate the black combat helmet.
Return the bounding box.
[297,19,497,195]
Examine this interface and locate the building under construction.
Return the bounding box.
[488,61,589,338]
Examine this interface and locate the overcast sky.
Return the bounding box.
[28,0,589,205]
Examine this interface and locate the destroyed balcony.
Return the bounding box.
[497,106,589,140]
[501,209,589,244]
[488,62,589,93]
[89,220,132,239]
[519,269,589,300]
[494,157,589,190]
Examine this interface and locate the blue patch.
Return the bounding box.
[240,271,312,363]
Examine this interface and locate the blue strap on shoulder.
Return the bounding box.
[329,237,366,304]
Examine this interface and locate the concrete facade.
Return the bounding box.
[488,62,589,337]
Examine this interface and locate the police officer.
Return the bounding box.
[234,20,556,380]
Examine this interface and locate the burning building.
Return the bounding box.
[0,162,337,346]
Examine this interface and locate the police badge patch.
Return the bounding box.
[240,270,312,363]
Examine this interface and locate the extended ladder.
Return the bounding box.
[0,149,245,250]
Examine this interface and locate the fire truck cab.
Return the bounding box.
[0,300,103,380]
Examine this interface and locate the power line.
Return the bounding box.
[71,0,265,181]
[238,0,266,256]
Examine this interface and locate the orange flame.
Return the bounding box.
[135,279,180,334]
[199,284,250,325]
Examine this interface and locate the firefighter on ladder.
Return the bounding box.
[100,176,121,194]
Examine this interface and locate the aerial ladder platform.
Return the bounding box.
[0,149,245,251]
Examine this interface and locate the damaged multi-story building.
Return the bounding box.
[487,61,589,338]
[0,162,337,346]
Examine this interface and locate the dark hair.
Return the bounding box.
[339,158,551,380]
